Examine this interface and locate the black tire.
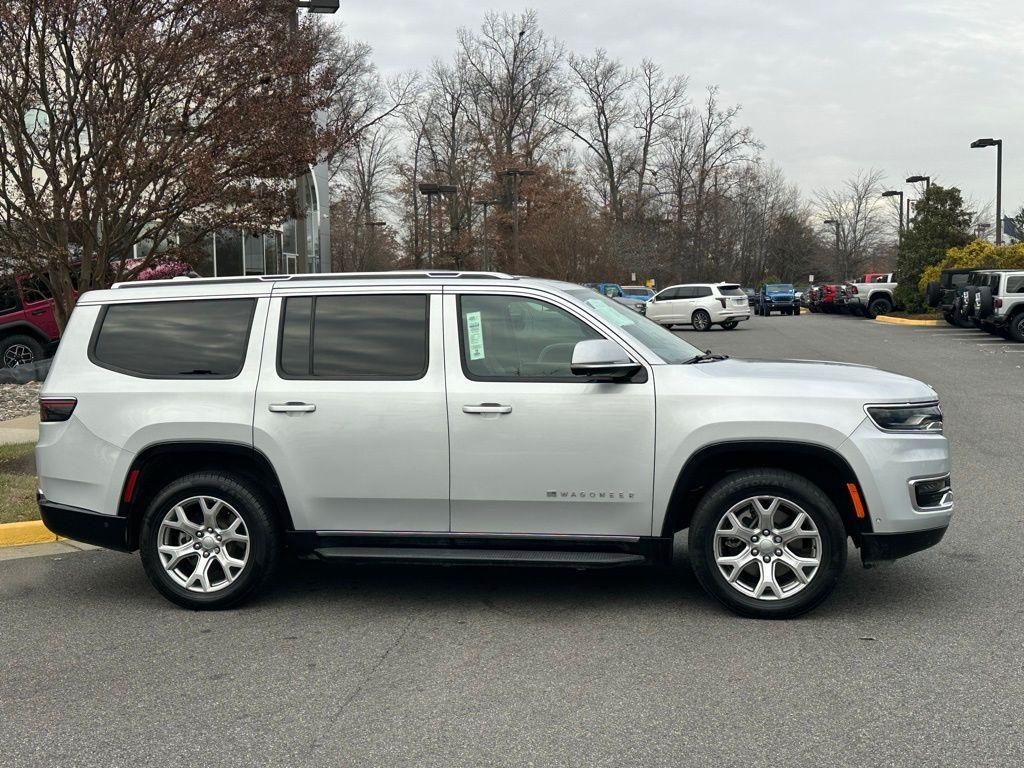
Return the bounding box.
[0,334,45,369]
[964,287,979,319]
[808,305,819,314]
[687,469,847,619]
[977,287,994,319]
[926,281,941,307]
[691,309,712,331]
[867,296,893,318]
[1010,313,1024,343]
[943,311,958,327]
[139,471,281,610]
[721,320,739,330]
[659,322,675,330]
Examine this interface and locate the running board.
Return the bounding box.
[312,546,647,568]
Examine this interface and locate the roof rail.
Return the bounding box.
[111,270,517,289]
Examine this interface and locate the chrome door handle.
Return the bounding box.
[462,403,512,415]
[268,402,316,413]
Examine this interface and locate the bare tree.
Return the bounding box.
[631,60,687,219]
[815,169,888,279]
[457,10,566,168]
[0,0,374,327]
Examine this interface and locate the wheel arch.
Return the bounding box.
[0,323,51,344]
[661,440,873,540]
[118,441,294,551]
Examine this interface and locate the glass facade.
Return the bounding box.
[130,168,322,278]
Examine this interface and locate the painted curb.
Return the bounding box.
[875,315,942,326]
[0,520,57,548]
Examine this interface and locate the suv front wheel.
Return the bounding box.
[688,469,847,619]
[139,471,281,610]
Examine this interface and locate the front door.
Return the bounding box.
[254,289,450,532]
[443,290,656,537]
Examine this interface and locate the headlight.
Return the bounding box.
[866,403,943,433]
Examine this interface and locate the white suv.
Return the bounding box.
[645,283,751,331]
[36,271,952,618]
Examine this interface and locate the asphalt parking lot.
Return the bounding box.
[2,313,1022,768]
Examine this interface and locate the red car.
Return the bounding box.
[0,275,61,368]
[807,283,848,314]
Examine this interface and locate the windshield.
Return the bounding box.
[566,289,702,363]
[766,283,794,292]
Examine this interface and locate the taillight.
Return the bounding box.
[40,397,77,422]
[995,297,1003,308]
[849,285,858,294]
[717,297,726,308]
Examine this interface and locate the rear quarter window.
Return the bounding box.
[90,298,256,378]
[1006,276,1024,294]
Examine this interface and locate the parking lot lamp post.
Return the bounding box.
[823,218,840,257]
[474,198,502,271]
[289,1,339,272]
[970,138,1003,244]
[503,168,535,271]
[881,190,904,238]
[418,183,457,267]
[906,175,930,191]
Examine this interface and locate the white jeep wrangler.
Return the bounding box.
[37,271,952,618]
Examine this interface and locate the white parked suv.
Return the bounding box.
[645,283,751,331]
[37,271,952,618]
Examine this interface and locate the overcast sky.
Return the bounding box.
[332,0,1022,220]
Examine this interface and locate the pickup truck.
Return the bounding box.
[846,273,897,318]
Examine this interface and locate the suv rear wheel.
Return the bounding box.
[687,469,847,619]
[1010,312,1024,343]
[1,334,44,368]
[139,471,281,610]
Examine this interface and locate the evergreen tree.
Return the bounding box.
[894,185,973,312]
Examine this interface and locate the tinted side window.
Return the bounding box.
[92,299,255,378]
[0,283,20,314]
[694,286,713,298]
[459,295,602,380]
[279,294,428,379]
[657,288,679,301]
[1006,276,1024,294]
[676,287,695,299]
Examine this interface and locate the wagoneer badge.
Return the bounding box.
[547,490,635,500]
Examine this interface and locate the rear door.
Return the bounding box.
[253,286,450,532]
[17,276,59,340]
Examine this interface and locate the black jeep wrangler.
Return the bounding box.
[926,268,975,328]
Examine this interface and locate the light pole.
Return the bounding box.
[906,174,930,191]
[503,168,535,271]
[418,183,457,267]
[823,218,841,272]
[970,138,1003,244]
[365,220,386,268]
[289,1,339,273]
[474,198,501,271]
[881,190,904,238]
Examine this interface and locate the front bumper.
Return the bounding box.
[38,496,131,552]
[861,526,948,565]
[839,418,953,535]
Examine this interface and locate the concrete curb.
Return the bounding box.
[875,315,942,326]
[0,520,56,548]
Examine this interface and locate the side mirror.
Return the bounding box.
[571,339,641,380]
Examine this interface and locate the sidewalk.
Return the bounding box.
[0,414,39,445]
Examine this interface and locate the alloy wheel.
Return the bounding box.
[3,343,35,367]
[157,496,250,593]
[713,495,821,600]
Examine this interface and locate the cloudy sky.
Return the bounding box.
[333,0,1022,220]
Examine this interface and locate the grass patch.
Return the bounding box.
[0,442,39,524]
[0,472,39,524]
